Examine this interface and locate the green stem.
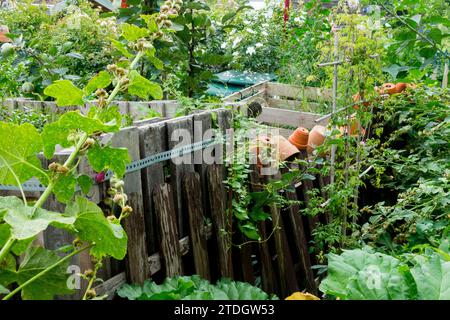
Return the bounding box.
[0,236,15,263]
[2,244,93,300]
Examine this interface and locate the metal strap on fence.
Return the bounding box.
[0,137,221,192]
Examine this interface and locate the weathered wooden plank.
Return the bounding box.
[164,101,179,118]
[193,111,212,218]
[138,121,167,253]
[207,165,233,278]
[148,224,212,275]
[222,82,268,102]
[266,83,332,102]
[283,163,317,295]
[249,165,276,294]
[148,101,165,116]
[153,183,183,277]
[183,172,211,280]
[166,115,195,237]
[94,272,127,300]
[111,126,149,284]
[256,107,329,129]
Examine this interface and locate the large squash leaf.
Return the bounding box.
[411,253,450,300]
[320,248,414,300]
[0,122,43,185]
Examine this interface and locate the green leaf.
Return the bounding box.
[122,23,149,41]
[148,55,164,70]
[77,175,93,194]
[141,14,158,33]
[0,196,75,240]
[213,278,269,300]
[319,248,414,300]
[0,122,44,185]
[53,173,77,204]
[44,80,84,107]
[0,284,9,294]
[86,143,130,178]
[110,39,133,58]
[411,253,450,300]
[41,111,119,158]
[65,197,127,259]
[0,224,34,255]
[84,71,112,95]
[128,70,163,100]
[4,247,73,300]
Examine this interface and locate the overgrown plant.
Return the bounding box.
[0,1,181,300]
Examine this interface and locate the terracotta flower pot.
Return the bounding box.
[307,125,326,154]
[272,135,299,161]
[395,82,407,94]
[382,83,397,95]
[339,114,366,137]
[288,127,309,150]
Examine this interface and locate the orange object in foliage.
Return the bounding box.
[382,83,397,95]
[288,127,309,150]
[307,125,326,154]
[121,0,128,8]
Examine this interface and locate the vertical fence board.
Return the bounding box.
[111,127,149,284]
[183,172,211,280]
[138,121,167,253]
[154,183,183,277]
[166,115,195,237]
[207,165,233,278]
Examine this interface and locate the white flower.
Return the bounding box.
[347,0,360,12]
[220,42,227,49]
[232,51,239,57]
[246,28,255,34]
[232,36,242,48]
[246,47,256,55]
[261,31,268,37]
[255,42,263,48]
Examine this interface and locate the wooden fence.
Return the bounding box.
[1,90,331,299]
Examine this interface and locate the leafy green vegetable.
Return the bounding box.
[117,275,275,300]
[320,248,450,300]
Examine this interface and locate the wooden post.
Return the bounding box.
[153,183,183,277]
[183,172,211,280]
[207,165,233,278]
[111,127,150,284]
[138,121,167,253]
